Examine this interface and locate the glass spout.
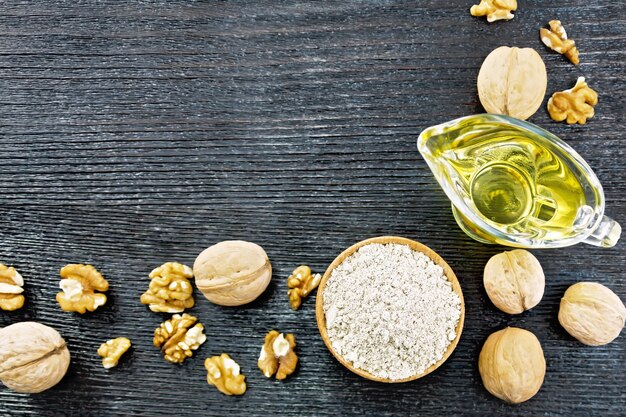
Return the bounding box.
[583,216,622,248]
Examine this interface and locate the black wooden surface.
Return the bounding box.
[0,1,624,416]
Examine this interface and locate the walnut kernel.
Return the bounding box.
[0,263,25,311]
[154,313,206,364]
[140,262,194,313]
[287,265,321,310]
[559,282,625,346]
[205,354,246,396]
[258,330,298,380]
[56,264,109,313]
[470,0,517,22]
[98,337,132,369]
[540,20,579,65]
[547,77,598,124]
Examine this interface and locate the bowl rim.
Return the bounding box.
[315,236,465,383]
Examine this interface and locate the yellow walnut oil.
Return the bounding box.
[423,119,588,242]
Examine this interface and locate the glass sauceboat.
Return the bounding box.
[418,114,621,248]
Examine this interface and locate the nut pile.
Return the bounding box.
[468,3,621,402]
[480,250,624,403]
[0,240,315,396]
[473,4,603,126]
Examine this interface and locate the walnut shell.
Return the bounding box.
[558,282,626,346]
[483,250,544,314]
[193,240,272,306]
[0,322,70,393]
[477,46,547,120]
[479,327,545,404]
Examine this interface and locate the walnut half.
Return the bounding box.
[0,263,25,311]
[470,0,517,23]
[287,265,321,310]
[98,337,131,369]
[258,330,298,380]
[540,20,579,65]
[205,354,246,396]
[140,262,195,313]
[56,264,109,313]
[153,313,206,364]
[547,77,598,125]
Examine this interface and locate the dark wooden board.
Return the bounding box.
[0,1,624,416]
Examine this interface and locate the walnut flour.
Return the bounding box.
[322,243,461,380]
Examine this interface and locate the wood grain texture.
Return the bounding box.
[0,1,624,416]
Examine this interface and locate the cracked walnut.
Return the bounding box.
[287,265,321,310]
[0,263,25,311]
[98,337,131,369]
[470,0,517,22]
[140,262,195,313]
[153,313,206,364]
[548,77,598,124]
[205,354,246,395]
[258,330,298,380]
[56,264,108,313]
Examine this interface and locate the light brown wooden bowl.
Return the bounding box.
[316,236,465,383]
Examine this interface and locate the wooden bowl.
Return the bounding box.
[315,236,465,383]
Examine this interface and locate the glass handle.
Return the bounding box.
[583,216,621,248]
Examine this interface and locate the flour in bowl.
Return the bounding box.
[322,243,462,380]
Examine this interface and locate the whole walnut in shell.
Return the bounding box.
[0,322,70,393]
[559,282,625,346]
[479,327,545,404]
[483,249,544,314]
[194,240,272,306]
[477,46,547,120]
